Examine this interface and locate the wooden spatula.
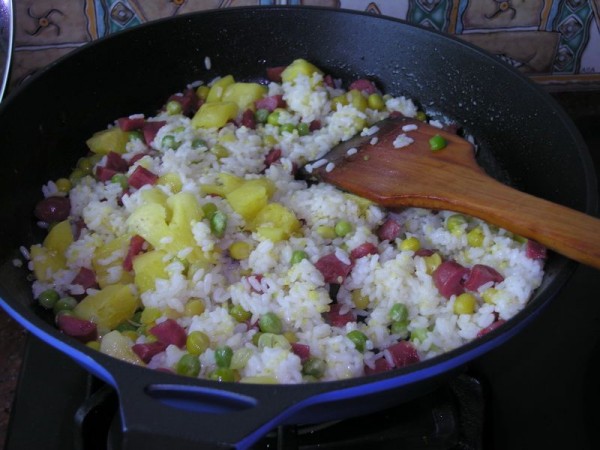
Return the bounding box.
[303,117,600,269]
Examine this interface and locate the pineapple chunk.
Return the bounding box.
[200,172,243,196]
[251,203,301,242]
[206,75,235,103]
[226,183,269,222]
[30,244,66,282]
[141,187,168,207]
[281,59,323,83]
[92,236,134,288]
[132,250,168,293]
[191,101,239,129]
[86,128,132,155]
[100,330,144,365]
[74,283,140,332]
[157,173,183,194]
[43,220,73,255]
[222,82,268,111]
[126,203,171,250]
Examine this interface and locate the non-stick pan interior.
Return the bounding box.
[0,5,595,429]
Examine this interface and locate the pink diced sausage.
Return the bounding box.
[255,94,286,112]
[142,121,166,145]
[348,79,378,94]
[95,166,117,182]
[463,264,504,291]
[526,240,547,260]
[149,319,187,348]
[71,267,98,291]
[377,218,402,241]
[364,357,394,375]
[105,151,129,172]
[117,116,145,131]
[477,319,507,338]
[264,148,282,168]
[386,341,420,368]
[350,243,378,261]
[132,341,169,363]
[123,235,146,272]
[128,166,158,190]
[325,303,356,327]
[266,66,286,82]
[432,260,469,299]
[291,343,311,362]
[57,314,98,343]
[314,253,353,284]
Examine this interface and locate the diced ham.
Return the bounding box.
[239,108,256,129]
[117,116,145,131]
[255,94,286,112]
[389,111,405,119]
[323,74,335,88]
[105,151,129,172]
[132,341,169,363]
[167,88,201,116]
[350,243,378,261]
[463,264,504,291]
[123,235,146,272]
[432,260,469,299]
[57,314,98,343]
[364,357,394,375]
[128,152,150,167]
[377,218,402,241]
[309,120,322,131]
[71,267,98,292]
[266,66,286,82]
[95,166,118,182]
[264,148,282,169]
[324,303,356,327]
[414,248,435,257]
[477,319,507,338]
[348,79,378,94]
[142,121,166,145]
[314,252,353,284]
[149,319,187,348]
[386,341,420,368]
[34,196,71,223]
[128,166,158,189]
[290,342,311,362]
[526,240,547,260]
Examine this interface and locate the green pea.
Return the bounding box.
[209,367,237,382]
[389,303,409,323]
[316,225,336,239]
[290,250,308,265]
[334,220,353,237]
[55,178,72,193]
[267,111,280,126]
[77,157,95,174]
[38,289,60,310]
[390,320,409,337]
[297,122,310,136]
[416,111,427,121]
[69,168,86,186]
[252,331,263,346]
[258,312,282,334]
[166,100,183,115]
[111,173,128,189]
[129,130,144,142]
[410,328,428,344]
[429,134,447,151]
[367,93,385,110]
[202,202,218,219]
[255,108,269,124]
[214,345,233,368]
[230,347,253,370]
[210,210,227,238]
[116,320,137,333]
[257,333,290,350]
[467,226,485,247]
[230,304,251,323]
[446,214,467,236]
[192,138,208,149]
[302,357,326,378]
[280,123,296,134]
[454,293,477,315]
[53,296,78,315]
[346,330,368,352]
[161,135,180,150]
[176,353,201,377]
[186,331,210,355]
[210,144,229,159]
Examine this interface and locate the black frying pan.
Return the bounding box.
[0,7,596,449]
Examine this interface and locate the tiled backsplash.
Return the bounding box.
[9,0,600,91]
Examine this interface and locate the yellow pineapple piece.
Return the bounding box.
[206,75,235,102]
[132,250,169,293]
[86,128,132,155]
[30,245,66,282]
[43,220,73,255]
[281,59,323,83]
[100,330,144,365]
[74,283,140,332]
[222,82,268,111]
[92,235,134,288]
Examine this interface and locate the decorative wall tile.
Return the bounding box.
[8,0,600,91]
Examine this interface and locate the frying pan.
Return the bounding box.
[0,6,596,449]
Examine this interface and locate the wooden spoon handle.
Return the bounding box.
[415,171,600,270]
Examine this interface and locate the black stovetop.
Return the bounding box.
[5,92,600,450]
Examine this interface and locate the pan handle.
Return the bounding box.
[114,373,307,450]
